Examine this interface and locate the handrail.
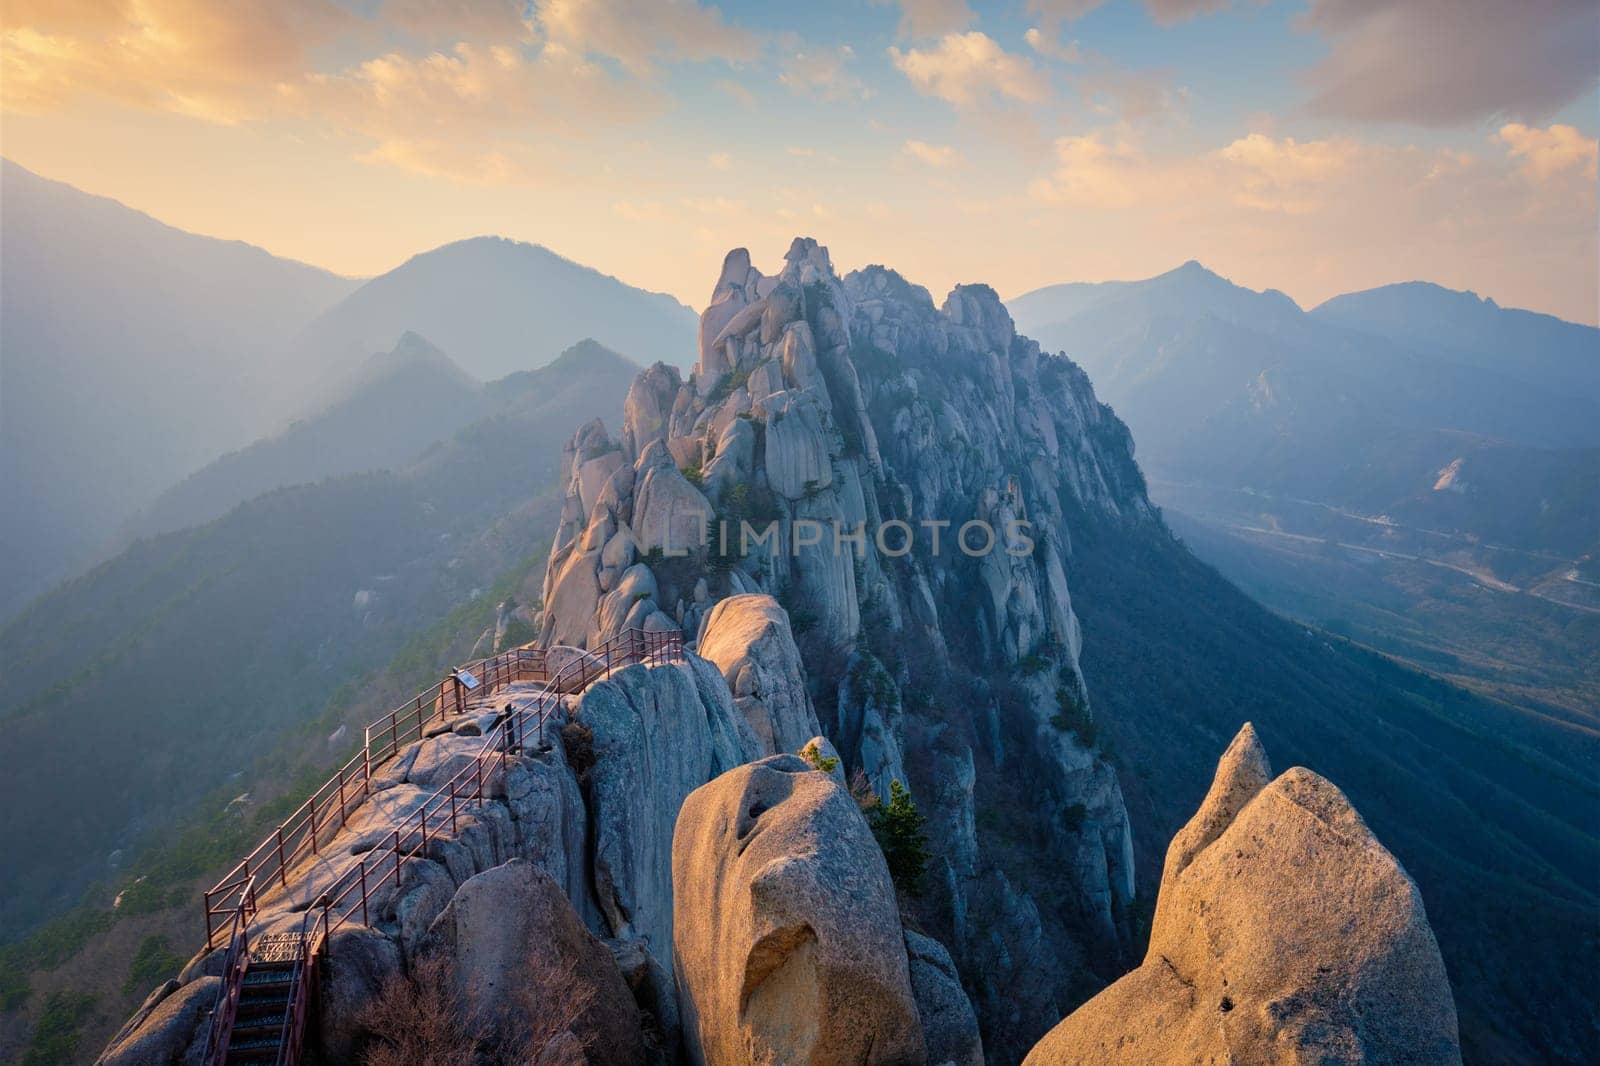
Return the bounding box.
[203,875,257,1066]
[201,628,681,949]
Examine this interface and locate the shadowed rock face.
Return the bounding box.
[1024,724,1462,1066]
[672,755,925,1066]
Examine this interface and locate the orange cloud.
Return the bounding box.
[1496,123,1599,182]
[0,0,351,122]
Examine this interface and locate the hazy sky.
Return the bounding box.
[3,0,1596,322]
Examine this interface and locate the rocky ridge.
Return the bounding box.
[539,237,1147,1058]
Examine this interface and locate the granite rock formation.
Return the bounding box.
[671,754,925,1065]
[539,237,1146,1058]
[1023,724,1462,1065]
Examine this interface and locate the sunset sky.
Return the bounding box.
[2,0,1596,322]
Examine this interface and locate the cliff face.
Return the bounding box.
[539,237,1154,1057]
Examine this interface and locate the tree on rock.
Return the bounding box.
[871,779,929,898]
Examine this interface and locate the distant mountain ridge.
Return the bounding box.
[1313,281,1600,403]
[292,236,699,388]
[128,334,639,538]
[0,158,358,616]
[1008,262,1600,559]
[0,162,699,620]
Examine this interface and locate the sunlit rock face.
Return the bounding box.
[1024,725,1462,1066]
[671,754,925,1066]
[539,237,1158,1058]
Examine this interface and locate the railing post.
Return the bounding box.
[309,796,319,856]
[359,862,369,926]
[276,827,287,887]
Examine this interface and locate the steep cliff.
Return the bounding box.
[539,237,1152,1058]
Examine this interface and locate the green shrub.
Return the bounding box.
[870,779,929,898]
[122,935,183,995]
[1051,684,1098,748]
[800,742,840,775]
[22,990,94,1066]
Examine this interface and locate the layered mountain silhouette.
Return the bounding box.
[1009,262,1600,559]
[292,236,697,388]
[0,161,697,618]
[128,335,638,538]
[0,159,357,617]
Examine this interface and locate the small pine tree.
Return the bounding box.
[870,779,930,898]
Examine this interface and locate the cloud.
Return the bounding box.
[1027,0,1236,27]
[708,152,732,170]
[1024,125,1596,322]
[0,0,353,121]
[534,0,757,74]
[904,139,962,167]
[1497,123,1599,182]
[1076,62,1185,121]
[1301,0,1599,126]
[890,32,1050,107]
[779,43,866,101]
[1023,27,1083,62]
[876,0,975,39]
[291,41,656,183]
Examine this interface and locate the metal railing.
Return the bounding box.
[201,629,683,950]
[198,628,684,1066]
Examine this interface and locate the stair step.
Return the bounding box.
[232,1012,287,1032]
[226,1032,285,1052]
[237,997,291,1016]
[242,968,294,987]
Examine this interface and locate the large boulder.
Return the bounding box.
[579,659,760,979]
[904,929,984,1066]
[97,976,218,1066]
[672,754,925,1065]
[419,859,646,1065]
[695,594,821,755]
[1024,724,1462,1066]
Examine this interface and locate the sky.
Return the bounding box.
[2,0,1596,323]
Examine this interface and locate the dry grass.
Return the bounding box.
[361,946,596,1065]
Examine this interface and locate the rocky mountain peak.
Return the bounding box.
[539,237,1162,1058]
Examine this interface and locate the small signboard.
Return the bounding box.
[453,669,481,691]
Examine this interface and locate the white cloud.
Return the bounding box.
[904,139,962,167]
[890,32,1050,107]
[1496,123,1599,182]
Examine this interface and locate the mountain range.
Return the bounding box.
[1008,262,1600,559]
[0,340,639,935]
[0,160,697,618]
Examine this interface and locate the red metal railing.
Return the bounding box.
[200,628,683,1066]
[202,629,682,950]
[202,876,256,1065]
